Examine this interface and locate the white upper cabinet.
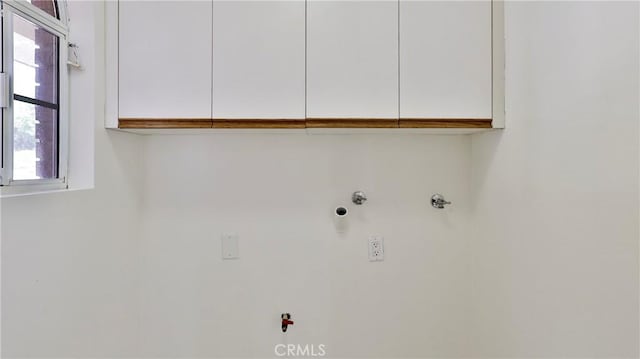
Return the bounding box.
[400,0,492,119]
[213,1,305,119]
[112,0,499,130]
[306,1,399,119]
[119,1,213,119]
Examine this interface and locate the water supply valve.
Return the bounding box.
[281,313,294,333]
[431,194,451,209]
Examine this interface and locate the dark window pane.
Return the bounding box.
[28,0,58,19]
[13,101,58,180]
[13,14,58,105]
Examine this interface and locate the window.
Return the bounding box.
[1,0,68,191]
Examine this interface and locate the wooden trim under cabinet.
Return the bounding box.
[118,118,493,129]
[398,118,492,128]
[118,118,213,129]
[212,119,306,129]
[305,118,398,128]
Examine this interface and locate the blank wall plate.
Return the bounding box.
[221,234,239,259]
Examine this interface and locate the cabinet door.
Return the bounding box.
[400,0,492,119]
[213,1,305,119]
[306,1,398,119]
[119,1,212,119]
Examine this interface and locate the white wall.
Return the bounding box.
[137,134,473,358]
[470,1,639,357]
[1,2,143,357]
[1,1,639,358]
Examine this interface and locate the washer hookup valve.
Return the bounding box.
[281,313,294,333]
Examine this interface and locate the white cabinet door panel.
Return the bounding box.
[307,1,399,118]
[119,1,213,119]
[213,1,305,119]
[400,0,492,119]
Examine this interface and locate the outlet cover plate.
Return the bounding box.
[368,235,384,262]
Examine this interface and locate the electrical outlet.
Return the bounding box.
[368,236,384,262]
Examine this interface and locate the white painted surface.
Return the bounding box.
[400,0,492,119]
[119,1,212,118]
[66,1,97,190]
[470,2,639,357]
[213,0,305,119]
[1,1,638,358]
[306,0,398,118]
[1,2,142,356]
[491,0,505,128]
[104,1,118,128]
[368,235,384,262]
[221,233,240,259]
[137,134,471,358]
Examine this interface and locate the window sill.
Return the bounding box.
[0,182,71,198]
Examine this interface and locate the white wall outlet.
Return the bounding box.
[368,236,384,262]
[221,234,239,259]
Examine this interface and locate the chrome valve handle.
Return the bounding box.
[352,191,367,205]
[431,194,451,209]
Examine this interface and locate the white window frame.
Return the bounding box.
[0,0,69,195]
